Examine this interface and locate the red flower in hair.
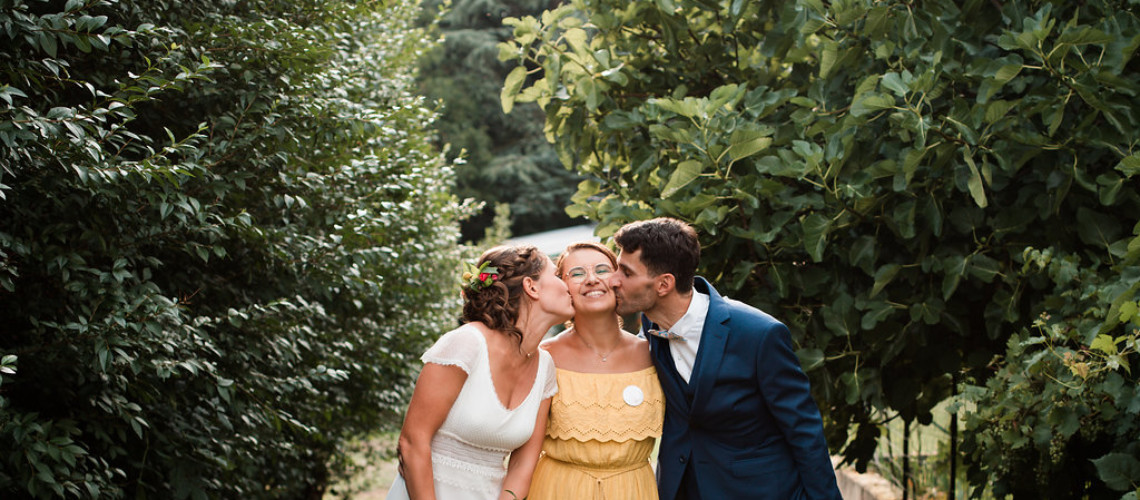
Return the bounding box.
[461,261,499,292]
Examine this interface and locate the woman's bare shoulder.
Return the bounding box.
[540,329,578,366]
[621,330,654,368]
[540,329,573,350]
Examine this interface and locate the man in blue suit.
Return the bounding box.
[611,218,842,500]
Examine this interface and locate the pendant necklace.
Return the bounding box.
[581,337,613,362]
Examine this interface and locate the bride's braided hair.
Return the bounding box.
[462,244,547,348]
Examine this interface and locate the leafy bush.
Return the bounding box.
[0,0,464,497]
[959,243,1140,498]
[500,0,1140,494]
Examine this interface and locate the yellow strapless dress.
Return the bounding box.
[528,367,664,500]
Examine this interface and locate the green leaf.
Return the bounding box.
[871,264,901,298]
[832,1,866,27]
[799,18,827,35]
[993,64,1022,84]
[1091,334,1119,356]
[802,0,825,16]
[796,348,825,372]
[801,213,832,263]
[984,100,1015,125]
[0,85,28,105]
[848,235,876,271]
[1120,301,1138,324]
[1092,453,1140,492]
[902,148,924,185]
[501,66,527,113]
[583,77,600,111]
[864,6,890,36]
[648,123,693,144]
[565,203,591,218]
[726,130,772,162]
[39,32,58,57]
[708,84,742,110]
[651,97,701,118]
[942,255,966,300]
[1057,27,1113,46]
[881,72,909,96]
[967,254,1001,283]
[963,152,987,208]
[819,39,838,79]
[98,346,109,371]
[852,94,894,117]
[911,299,942,325]
[1045,102,1065,137]
[661,160,702,198]
[840,371,860,404]
[861,301,894,330]
[1117,154,1140,177]
[1076,207,1123,248]
[892,200,916,239]
[1099,175,1123,206]
[562,28,588,55]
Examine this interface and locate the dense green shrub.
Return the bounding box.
[958,243,1140,498]
[501,0,1140,495]
[0,0,464,497]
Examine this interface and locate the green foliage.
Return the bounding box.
[480,202,515,246]
[418,0,583,240]
[501,0,1140,493]
[958,244,1140,498]
[1,0,465,498]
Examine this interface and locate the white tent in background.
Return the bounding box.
[504,224,599,257]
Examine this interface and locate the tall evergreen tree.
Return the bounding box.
[419,0,583,241]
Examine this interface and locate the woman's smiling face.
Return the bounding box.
[558,247,618,316]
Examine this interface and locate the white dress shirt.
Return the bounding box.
[662,290,709,383]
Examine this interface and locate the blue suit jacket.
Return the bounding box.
[646,277,841,500]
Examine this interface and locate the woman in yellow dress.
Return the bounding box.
[529,242,665,499]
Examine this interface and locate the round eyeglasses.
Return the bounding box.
[562,263,614,283]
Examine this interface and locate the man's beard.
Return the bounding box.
[614,294,640,316]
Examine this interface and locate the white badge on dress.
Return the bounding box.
[623,384,644,407]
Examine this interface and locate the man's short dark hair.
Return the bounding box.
[613,217,699,294]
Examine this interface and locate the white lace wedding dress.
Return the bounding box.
[386,324,557,499]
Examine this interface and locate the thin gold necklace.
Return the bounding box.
[580,336,614,362]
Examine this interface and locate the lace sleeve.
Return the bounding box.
[420,325,483,374]
[540,350,558,399]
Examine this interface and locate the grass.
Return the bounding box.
[323,433,400,500]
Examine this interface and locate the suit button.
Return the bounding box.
[679,457,686,464]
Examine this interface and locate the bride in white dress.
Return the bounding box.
[387,245,574,500]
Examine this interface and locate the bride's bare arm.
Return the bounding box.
[397,363,466,499]
[499,396,552,500]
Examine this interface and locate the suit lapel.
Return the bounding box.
[689,278,730,412]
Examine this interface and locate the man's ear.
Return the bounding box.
[655,273,676,297]
[522,276,541,300]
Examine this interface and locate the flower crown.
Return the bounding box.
[461,261,499,292]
